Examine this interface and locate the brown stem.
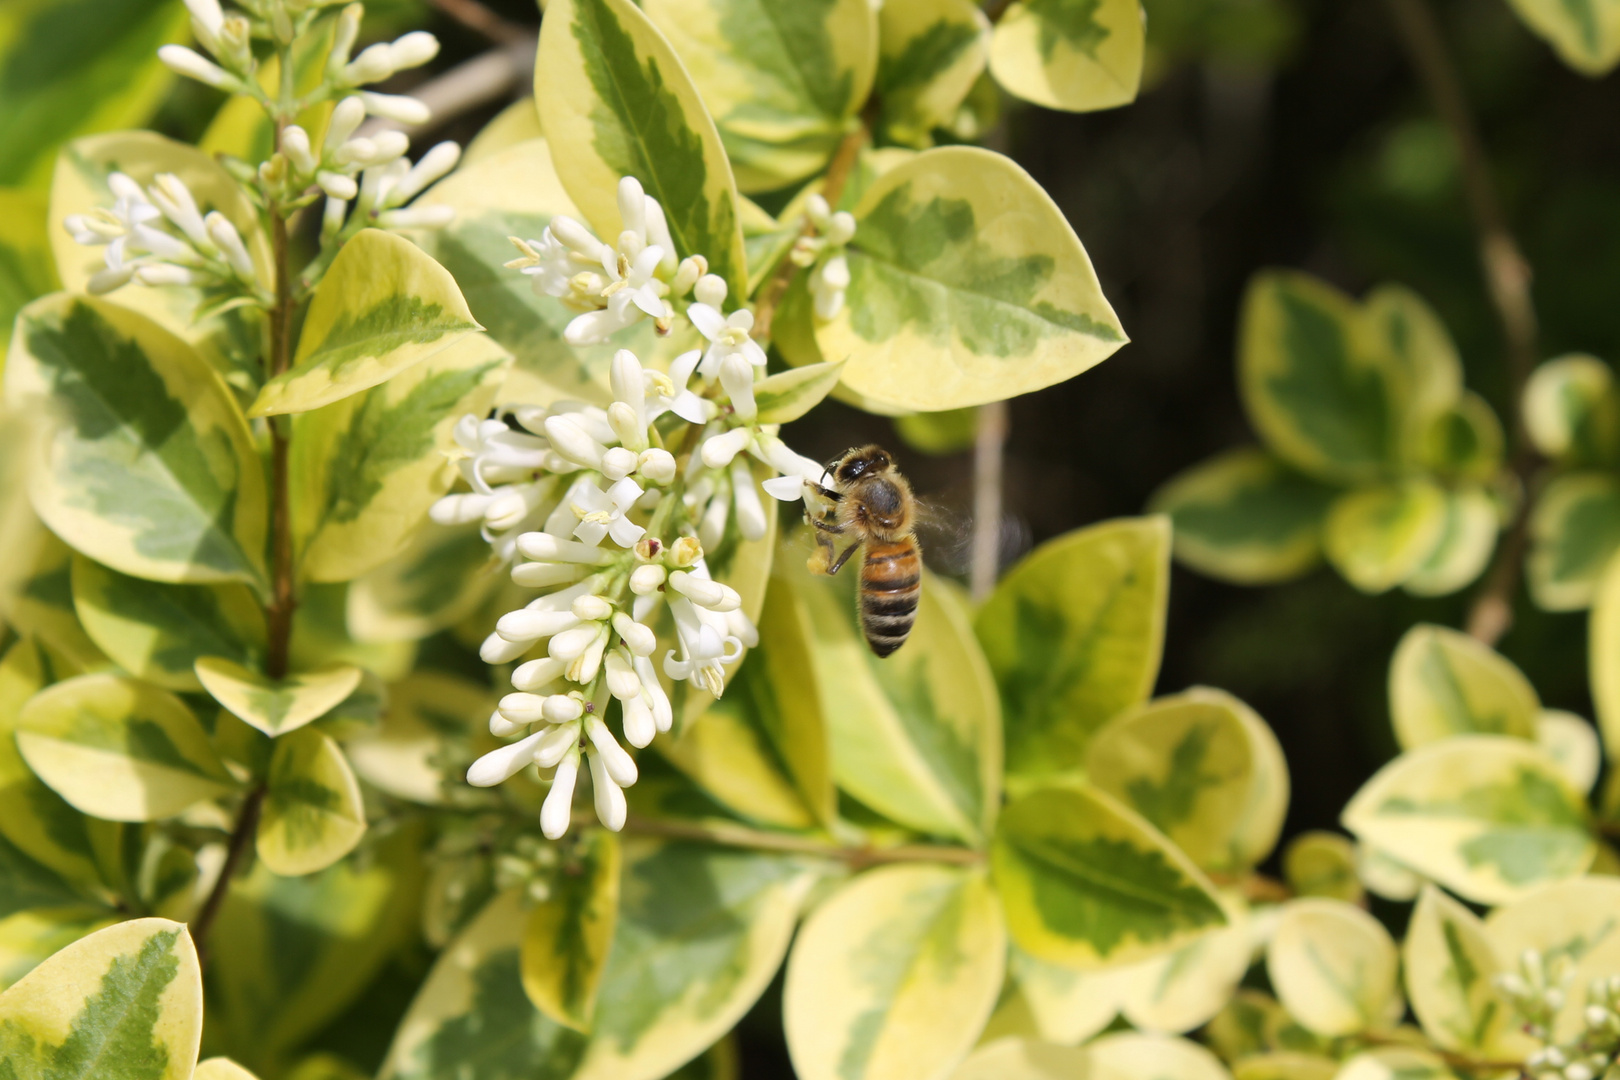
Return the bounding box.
[425,0,529,43]
[970,400,1008,601]
[1383,0,1540,647]
[980,0,1018,24]
[264,191,297,679]
[750,119,871,342]
[622,815,985,869]
[190,783,266,960]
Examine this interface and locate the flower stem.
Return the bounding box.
[190,782,266,961]
[750,113,872,343]
[622,814,985,869]
[1382,0,1540,646]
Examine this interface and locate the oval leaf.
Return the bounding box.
[1528,470,1620,611]
[1281,831,1362,902]
[1085,687,1288,874]
[1341,734,1594,905]
[1401,484,1499,597]
[976,516,1168,782]
[784,864,1005,1080]
[752,360,846,424]
[248,230,481,417]
[0,917,201,1080]
[877,0,991,147]
[256,727,367,876]
[643,0,879,191]
[1265,898,1399,1037]
[195,657,362,738]
[1536,708,1601,794]
[347,519,503,644]
[797,564,1000,843]
[1323,479,1448,594]
[1485,877,1620,1042]
[1149,448,1335,586]
[4,293,268,588]
[988,0,1145,114]
[1500,0,1620,75]
[535,0,748,298]
[16,673,234,821]
[1117,895,1253,1034]
[1007,945,1129,1044]
[345,671,492,805]
[70,555,264,691]
[991,784,1227,969]
[290,331,508,583]
[1085,1032,1232,1080]
[1523,353,1620,466]
[1591,551,1620,763]
[814,145,1125,411]
[521,830,619,1031]
[948,1037,1090,1080]
[1388,623,1539,750]
[1404,883,1530,1057]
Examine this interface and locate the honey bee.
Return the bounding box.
[804,445,921,658]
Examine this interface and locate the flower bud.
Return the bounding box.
[572,595,613,622]
[327,4,363,76]
[694,273,727,308]
[158,45,234,88]
[585,716,638,787]
[496,608,579,643]
[671,256,705,296]
[135,265,196,287]
[543,694,585,723]
[205,212,256,281]
[588,749,627,832]
[467,728,547,786]
[345,42,395,84]
[732,459,768,541]
[540,750,579,838]
[498,692,547,724]
[511,561,585,588]
[613,612,657,656]
[489,709,525,738]
[281,125,317,176]
[622,693,655,748]
[517,532,615,565]
[359,90,432,126]
[544,414,607,469]
[700,427,753,470]
[638,448,677,485]
[512,656,567,692]
[600,446,639,482]
[533,723,580,769]
[629,564,667,595]
[669,536,703,567]
[389,31,440,69]
[326,96,367,151]
[377,205,456,229]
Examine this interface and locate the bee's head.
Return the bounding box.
[834,445,893,484]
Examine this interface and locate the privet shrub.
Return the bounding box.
[0,1,1618,1079]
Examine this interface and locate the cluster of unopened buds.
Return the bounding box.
[791,193,856,321]
[450,185,829,835]
[1496,949,1620,1080]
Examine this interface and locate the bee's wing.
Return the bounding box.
[911,497,975,575]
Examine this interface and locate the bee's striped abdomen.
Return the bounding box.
[859,537,921,657]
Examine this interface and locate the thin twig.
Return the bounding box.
[426,0,529,44]
[190,783,267,960]
[751,119,871,341]
[970,400,1008,601]
[1383,0,1540,646]
[622,815,985,869]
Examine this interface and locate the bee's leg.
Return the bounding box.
[807,516,842,575]
[826,540,862,576]
[809,482,843,503]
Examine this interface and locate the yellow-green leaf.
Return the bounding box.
[814,145,1125,411]
[992,784,1226,968]
[1323,479,1449,594]
[1342,734,1594,905]
[1524,353,1620,465]
[50,132,267,390]
[948,1037,1090,1080]
[784,864,1005,1080]
[642,0,878,192]
[753,360,846,424]
[988,0,1145,113]
[1086,687,1288,874]
[347,519,504,644]
[209,825,426,1070]
[521,830,619,1031]
[1500,0,1620,75]
[1485,877,1620,1042]
[248,230,481,417]
[345,671,492,805]
[291,582,417,683]
[16,673,234,821]
[1591,550,1620,763]
[1116,895,1253,1034]
[1401,483,1499,597]
[463,100,545,166]
[1265,898,1399,1037]
[290,332,508,582]
[256,727,367,877]
[1418,391,1505,481]
[0,188,58,360]
[0,917,201,1080]
[193,1060,260,1080]
[70,555,264,692]
[1356,844,1424,902]
[1362,283,1464,459]
[4,293,268,588]
[1238,271,1396,484]
[535,0,749,298]
[195,657,363,739]
[1007,945,1129,1044]
[1230,1053,1337,1080]
[876,0,991,148]
[1085,1032,1232,1080]
[1388,623,1539,750]
[1281,831,1362,902]
[1536,708,1601,794]
[1149,448,1336,586]
[1333,1048,1456,1080]
[662,572,835,829]
[1529,471,1620,611]
[1404,884,1531,1057]
[797,563,1001,843]
[0,908,119,992]
[976,516,1168,782]
[0,533,105,672]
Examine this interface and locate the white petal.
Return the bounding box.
[540,751,579,838]
[686,302,727,341]
[585,716,638,786]
[588,750,627,832]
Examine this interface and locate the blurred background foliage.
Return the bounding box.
[5,0,1613,1071]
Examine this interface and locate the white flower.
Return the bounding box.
[811,252,850,321]
[569,477,647,548]
[645,349,710,425]
[688,303,767,380]
[664,594,743,697]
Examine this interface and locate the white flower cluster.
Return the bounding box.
[1496,949,1620,1080]
[65,173,262,297]
[792,193,856,321]
[291,96,460,239]
[450,183,829,836]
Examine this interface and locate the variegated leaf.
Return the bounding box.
[1499,0,1620,75]
[195,657,363,738]
[535,0,748,298]
[1404,884,1531,1057]
[5,293,268,588]
[1265,898,1399,1037]
[1280,831,1362,902]
[1523,353,1620,466]
[1528,470,1620,610]
[876,0,990,147]
[1485,877,1620,1042]
[784,864,1005,1080]
[347,519,503,644]
[1085,1032,1232,1080]
[989,0,1145,114]
[1387,623,1540,749]
[948,1037,1090,1080]
[345,671,492,805]
[249,230,481,417]
[1323,479,1448,594]
[520,830,619,1031]
[1401,483,1499,597]
[256,727,367,876]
